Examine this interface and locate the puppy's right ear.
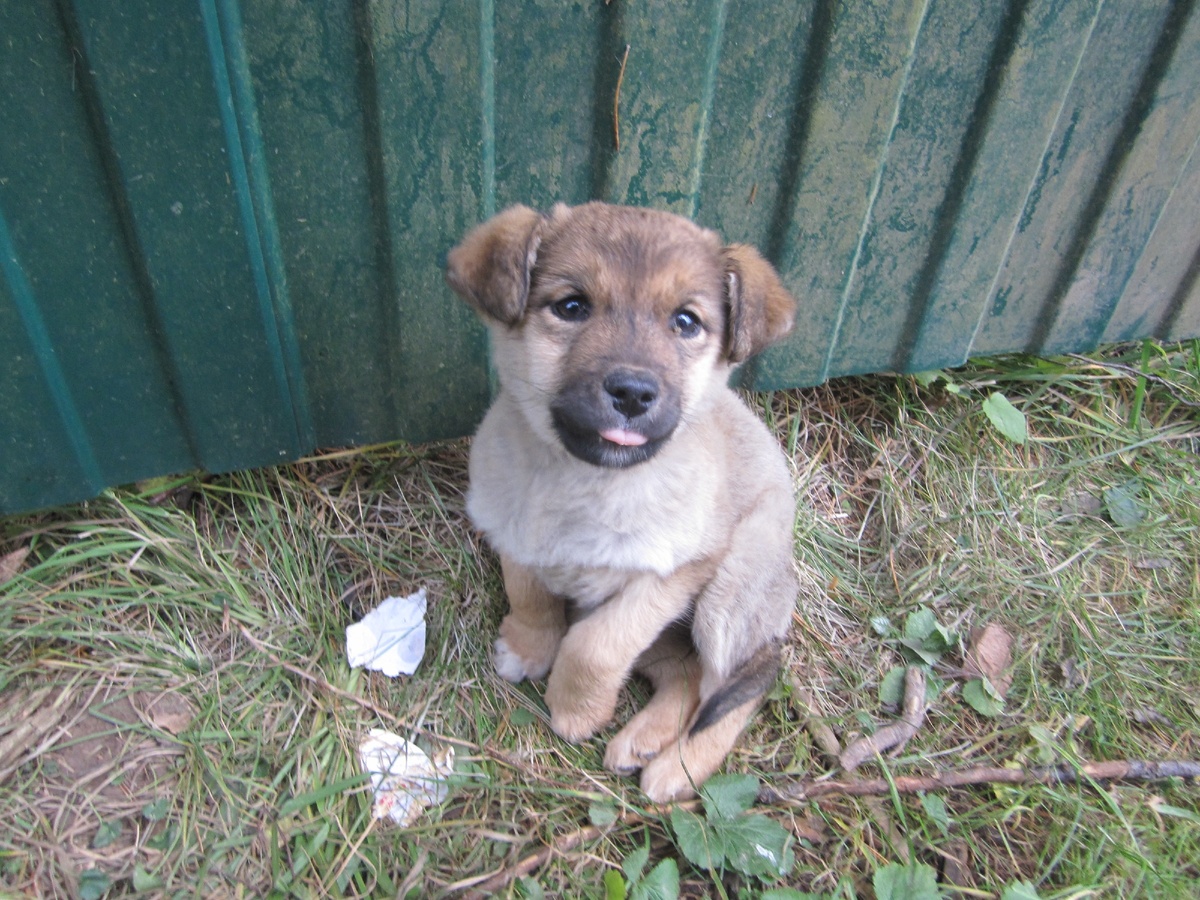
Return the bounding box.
[445,205,544,325]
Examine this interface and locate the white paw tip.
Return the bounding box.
[492,638,529,682]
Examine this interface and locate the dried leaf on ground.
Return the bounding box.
[963,623,1014,697]
[0,547,30,585]
[1059,491,1102,517]
[132,691,196,736]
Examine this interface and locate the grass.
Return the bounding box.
[1,340,1198,898]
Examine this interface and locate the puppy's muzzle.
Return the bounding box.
[551,366,680,469]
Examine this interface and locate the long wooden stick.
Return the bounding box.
[758,759,1200,804]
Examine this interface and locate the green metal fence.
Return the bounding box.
[2,0,1198,515]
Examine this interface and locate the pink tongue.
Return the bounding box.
[600,427,648,447]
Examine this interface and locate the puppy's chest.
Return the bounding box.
[468,449,716,578]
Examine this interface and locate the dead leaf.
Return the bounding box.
[1132,707,1172,728]
[963,623,1014,698]
[1060,491,1102,518]
[0,547,30,585]
[1133,557,1171,570]
[939,839,975,891]
[133,691,196,736]
[1059,658,1086,690]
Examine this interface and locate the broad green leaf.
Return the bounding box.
[920,793,950,836]
[700,773,760,820]
[510,706,538,727]
[92,819,121,849]
[603,869,628,900]
[142,797,169,821]
[589,802,619,828]
[670,808,724,870]
[962,679,1005,717]
[879,666,908,706]
[723,814,795,878]
[898,637,943,667]
[517,876,546,899]
[926,621,959,654]
[1000,881,1042,900]
[622,842,650,883]
[132,866,164,891]
[904,609,938,643]
[79,869,111,900]
[631,858,680,900]
[912,371,942,388]
[1103,480,1145,527]
[761,890,832,900]
[870,615,892,636]
[873,862,943,900]
[982,392,1027,444]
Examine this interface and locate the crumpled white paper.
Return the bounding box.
[345,588,427,677]
[357,728,454,826]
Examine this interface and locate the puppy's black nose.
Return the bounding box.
[604,370,658,419]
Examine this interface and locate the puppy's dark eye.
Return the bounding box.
[551,295,591,322]
[670,309,703,338]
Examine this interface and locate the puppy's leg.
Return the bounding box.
[638,642,781,802]
[545,563,711,743]
[604,628,701,775]
[493,555,566,682]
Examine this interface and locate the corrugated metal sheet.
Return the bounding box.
[2,0,1198,515]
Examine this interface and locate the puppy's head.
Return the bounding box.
[446,202,795,468]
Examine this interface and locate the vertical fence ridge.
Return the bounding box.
[1035,0,1198,353]
[820,0,933,383]
[199,0,307,454]
[686,0,728,220]
[892,0,1033,373]
[51,0,204,467]
[763,0,835,270]
[479,0,496,219]
[212,0,316,449]
[965,0,1107,361]
[589,2,624,202]
[0,209,104,490]
[349,0,402,427]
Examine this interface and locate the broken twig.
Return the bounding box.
[840,666,928,771]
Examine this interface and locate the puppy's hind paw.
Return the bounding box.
[493,636,548,682]
[604,709,679,775]
[639,750,700,802]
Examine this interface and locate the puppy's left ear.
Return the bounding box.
[721,244,797,364]
[445,205,544,325]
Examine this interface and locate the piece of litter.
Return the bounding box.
[358,729,454,826]
[345,588,427,676]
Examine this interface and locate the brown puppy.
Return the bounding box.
[446,202,798,801]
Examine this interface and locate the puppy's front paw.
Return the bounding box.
[492,614,563,682]
[544,665,618,743]
[493,637,537,682]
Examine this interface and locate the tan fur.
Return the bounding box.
[446,202,799,801]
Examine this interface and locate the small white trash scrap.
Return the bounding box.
[357,729,454,826]
[345,588,427,677]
